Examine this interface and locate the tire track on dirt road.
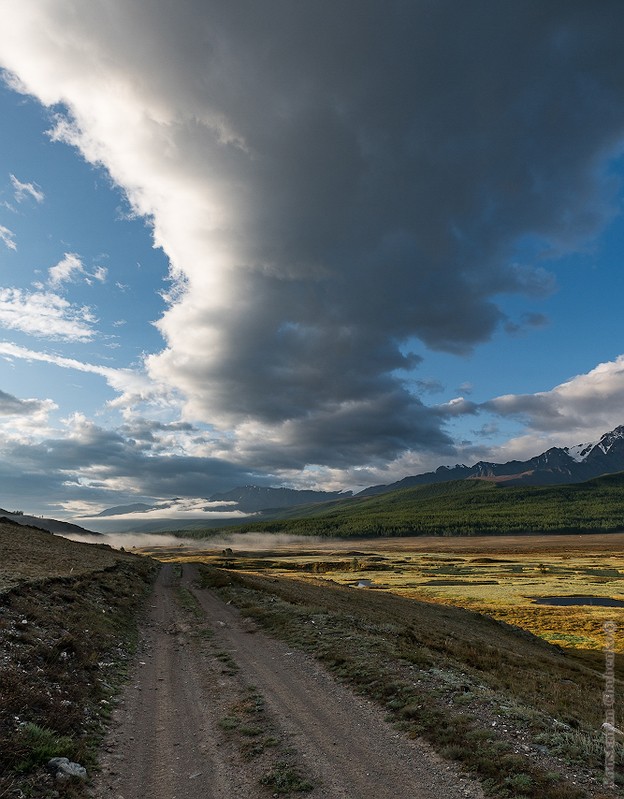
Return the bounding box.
[90,564,251,799]
[91,563,484,798]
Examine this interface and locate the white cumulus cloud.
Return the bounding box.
[485,356,624,440]
[0,388,57,444]
[0,288,96,340]
[0,388,54,417]
[48,252,85,286]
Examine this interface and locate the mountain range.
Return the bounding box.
[88,487,352,520]
[359,425,624,496]
[194,425,624,510]
[9,425,624,535]
[207,485,352,512]
[79,424,624,529]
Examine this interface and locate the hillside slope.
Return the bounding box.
[0,510,96,536]
[186,472,624,537]
[0,520,126,592]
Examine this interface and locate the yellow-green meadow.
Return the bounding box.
[139,531,624,654]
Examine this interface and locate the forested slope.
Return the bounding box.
[186,472,624,538]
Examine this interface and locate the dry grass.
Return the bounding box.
[135,533,624,796]
[0,521,128,593]
[195,558,623,798]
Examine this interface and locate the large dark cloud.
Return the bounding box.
[147,0,624,455]
[3,1,624,472]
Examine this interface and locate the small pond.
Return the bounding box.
[532,595,624,607]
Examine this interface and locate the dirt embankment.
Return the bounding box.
[91,563,483,798]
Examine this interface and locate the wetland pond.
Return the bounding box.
[532,595,624,607]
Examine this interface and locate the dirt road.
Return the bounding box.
[90,564,483,798]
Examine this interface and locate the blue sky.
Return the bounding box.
[1,1,624,521]
[0,83,169,421]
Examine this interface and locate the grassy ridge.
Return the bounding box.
[181,472,624,538]
[0,521,123,592]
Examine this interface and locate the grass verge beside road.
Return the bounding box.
[199,565,622,799]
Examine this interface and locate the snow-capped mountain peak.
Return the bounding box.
[564,441,596,463]
[359,424,624,496]
[594,425,624,455]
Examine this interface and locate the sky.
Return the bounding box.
[1,1,624,521]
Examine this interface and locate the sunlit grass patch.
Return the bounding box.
[547,633,597,647]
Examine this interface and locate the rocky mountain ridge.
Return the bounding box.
[359,425,624,496]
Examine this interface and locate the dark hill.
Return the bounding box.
[0,512,97,536]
